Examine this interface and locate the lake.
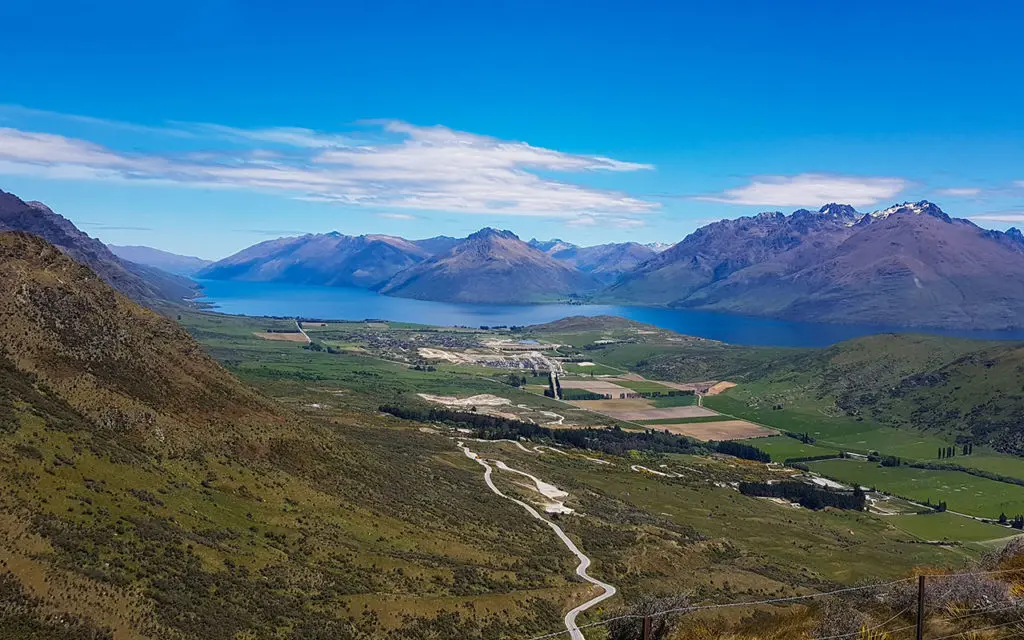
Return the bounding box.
[194,279,1024,348]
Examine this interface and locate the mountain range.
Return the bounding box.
[197,232,433,289]
[0,188,201,308]
[108,244,213,276]
[608,201,1024,329]
[527,238,660,283]
[195,200,1024,329]
[378,227,602,302]
[196,229,670,303]
[7,185,1024,329]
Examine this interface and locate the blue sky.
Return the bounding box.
[1,0,1022,259]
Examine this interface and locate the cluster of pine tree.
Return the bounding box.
[543,374,562,399]
[998,513,1024,529]
[379,404,707,456]
[714,441,770,463]
[380,404,776,462]
[938,443,973,459]
[501,373,528,387]
[739,482,866,511]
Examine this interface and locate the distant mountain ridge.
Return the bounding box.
[188,198,1024,328]
[380,228,601,303]
[608,201,1024,330]
[109,244,213,276]
[529,238,659,283]
[198,232,432,289]
[0,189,200,308]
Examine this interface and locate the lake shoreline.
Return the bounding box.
[193,278,1024,348]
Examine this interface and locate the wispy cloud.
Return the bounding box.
[183,122,357,148]
[969,211,1024,223]
[566,215,598,227]
[377,212,418,221]
[565,214,644,228]
[936,187,982,197]
[231,228,311,236]
[0,108,658,219]
[698,173,907,208]
[79,222,154,231]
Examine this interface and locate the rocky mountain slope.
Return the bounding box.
[0,189,200,307]
[0,231,280,450]
[607,202,1024,330]
[380,228,601,302]
[198,231,431,289]
[412,234,462,255]
[109,244,213,276]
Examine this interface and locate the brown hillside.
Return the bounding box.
[0,231,280,452]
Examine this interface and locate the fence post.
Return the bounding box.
[916,574,926,640]
[642,615,652,640]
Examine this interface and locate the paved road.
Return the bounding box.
[458,443,617,639]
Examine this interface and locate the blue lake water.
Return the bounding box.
[195,279,1024,348]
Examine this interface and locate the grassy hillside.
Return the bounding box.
[0,232,579,638]
[2,244,1017,639]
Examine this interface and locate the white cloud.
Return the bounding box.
[565,214,644,228]
[936,187,982,197]
[184,122,356,148]
[378,212,418,221]
[0,110,657,219]
[566,215,598,227]
[969,212,1024,223]
[698,173,907,207]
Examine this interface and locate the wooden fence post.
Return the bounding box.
[916,574,926,640]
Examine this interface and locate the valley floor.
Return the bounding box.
[6,307,1024,639]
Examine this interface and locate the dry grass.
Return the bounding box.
[0,512,159,639]
[252,331,308,342]
[706,381,737,395]
[655,420,775,441]
[570,398,719,421]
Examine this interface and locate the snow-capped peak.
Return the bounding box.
[817,203,860,218]
[528,238,577,253]
[869,201,950,222]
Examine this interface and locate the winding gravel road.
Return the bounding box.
[458,443,617,639]
[294,319,311,343]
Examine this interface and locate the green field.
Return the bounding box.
[808,459,1024,519]
[739,435,840,461]
[562,362,622,375]
[887,512,1014,543]
[612,379,675,394]
[651,394,699,408]
[933,452,1024,483]
[704,393,950,459]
